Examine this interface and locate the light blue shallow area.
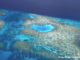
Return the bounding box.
[24,57,37,60]
[15,34,36,42]
[53,17,80,28]
[30,24,55,32]
[15,34,29,41]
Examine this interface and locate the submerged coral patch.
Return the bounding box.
[0,42,5,49]
[0,9,8,16]
[0,20,5,29]
[30,24,55,32]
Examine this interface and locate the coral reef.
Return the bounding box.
[0,9,80,60]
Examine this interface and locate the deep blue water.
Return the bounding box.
[0,0,80,21]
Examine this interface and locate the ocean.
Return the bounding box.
[0,0,80,21]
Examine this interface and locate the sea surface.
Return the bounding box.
[0,0,80,21]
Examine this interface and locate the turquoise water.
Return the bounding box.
[53,17,80,28]
[30,24,55,32]
[15,34,36,42]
